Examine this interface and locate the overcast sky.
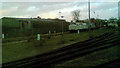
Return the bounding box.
[1,0,120,21]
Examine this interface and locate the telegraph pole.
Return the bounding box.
[88,0,92,38]
[61,16,64,35]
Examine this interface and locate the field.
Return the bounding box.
[2,28,111,63]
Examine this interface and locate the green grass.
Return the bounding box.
[2,28,111,63]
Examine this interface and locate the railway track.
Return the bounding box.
[23,35,120,68]
[93,58,120,68]
[2,31,120,68]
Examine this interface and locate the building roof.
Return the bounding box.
[17,18,65,22]
[2,17,66,22]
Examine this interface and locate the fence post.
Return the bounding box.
[77,30,80,34]
[2,34,5,39]
[49,30,51,34]
[37,34,40,40]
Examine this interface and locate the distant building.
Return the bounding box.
[118,1,120,19]
[2,17,69,37]
[2,17,66,32]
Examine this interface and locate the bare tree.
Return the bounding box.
[71,10,80,22]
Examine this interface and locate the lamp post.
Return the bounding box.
[59,11,64,35]
[59,12,65,43]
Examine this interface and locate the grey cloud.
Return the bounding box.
[2,2,72,16]
[93,2,118,11]
[1,2,119,20]
[2,2,85,17]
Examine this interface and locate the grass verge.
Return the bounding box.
[2,28,112,63]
